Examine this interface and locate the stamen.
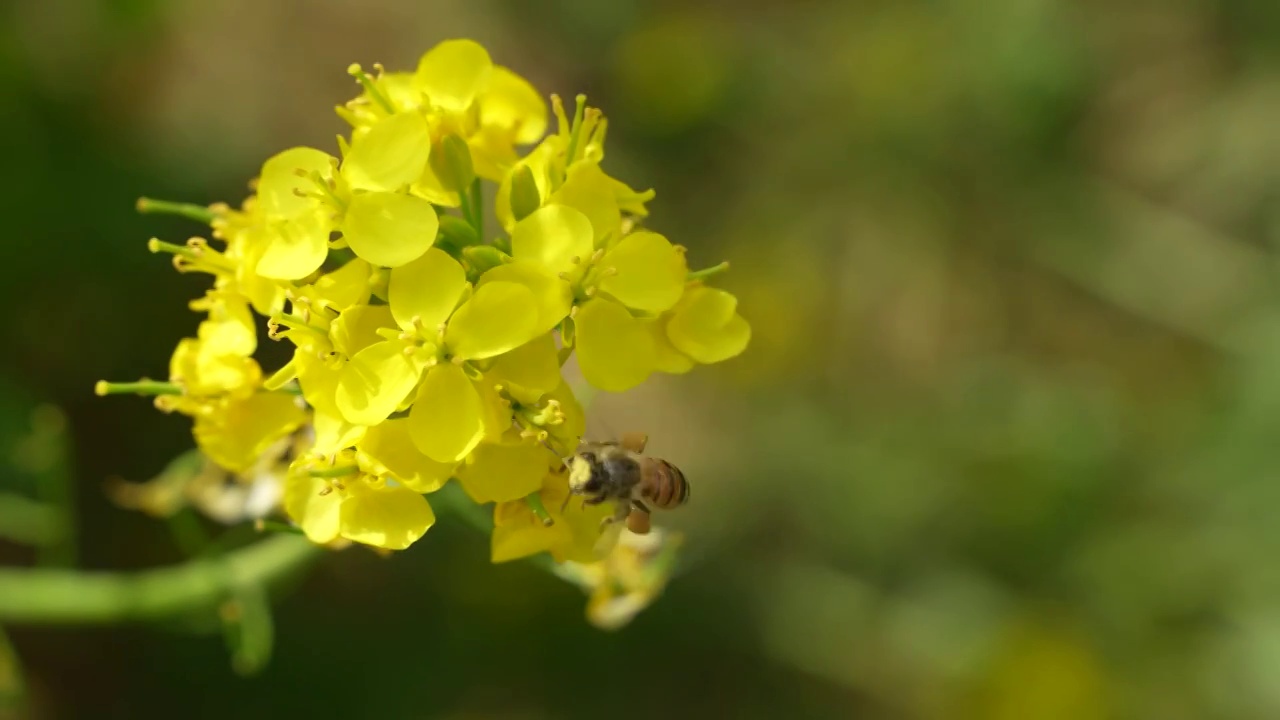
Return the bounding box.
[308,464,360,478]
[347,63,395,114]
[564,94,589,166]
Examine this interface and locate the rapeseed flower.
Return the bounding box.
[101,39,748,627]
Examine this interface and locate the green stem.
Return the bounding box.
[687,261,730,282]
[95,380,183,397]
[136,197,216,225]
[254,520,304,536]
[0,535,321,625]
[469,177,484,240]
[166,507,211,558]
[525,493,555,527]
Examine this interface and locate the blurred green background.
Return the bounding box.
[4,0,1280,717]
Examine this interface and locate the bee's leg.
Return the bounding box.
[599,502,631,530]
[625,509,652,535]
[631,500,651,514]
[582,495,608,506]
[619,432,649,453]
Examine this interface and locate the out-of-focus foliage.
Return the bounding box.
[4,0,1280,718]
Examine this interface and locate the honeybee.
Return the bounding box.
[566,432,689,534]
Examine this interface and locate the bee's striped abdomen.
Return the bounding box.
[644,459,690,510]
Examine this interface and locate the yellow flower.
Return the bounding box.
[334,248,543,462]
[491,469,618,564]
[555,526,684,630]
[192,392,307,474]
[495,97,653,238]
[252,147,338,281]
[664,284,751,364]
[284,449,435,550]
[111,36,748,600]
[495,203,687,392]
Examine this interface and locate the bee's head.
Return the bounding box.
[567,451,602,494]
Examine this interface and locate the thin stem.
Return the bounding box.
[95,380,183,397]
[0,535,321,625]
[254,520,305,536]
[687,261,730,281]
[469,177,484,240]
[525,493,555,527]
[136,197,216,225]
[166,507,211,558]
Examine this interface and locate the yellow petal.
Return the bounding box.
[479,66,549,145]
[388,247,467,330]
[474,374,515,441]
[415,39,493,112]
[283,474,343,544]
[310,408,366,457]
[574,298,655,392]
[457,440,553,503]
[648,317,695,374]
[407,363,484,462]
[342,191,439,268]
[550,162,621,245]
[491,508,565,563]
[489,332,561,404]
[335,340,424,426]
[294,352,342,417]
[308,258,373,311]
[372,71,421,113]
[234,237,287,316]
[194,393,307,474]
[257,210,332,280]
[409,163,462,207]
[666,286,751,364]
[477,261,572,335]
[598,231,687,313]
[467,126,520,181]
[511,204,594,275]
[330,304,396,358]
[340,480,435,550]
[258,147,334,218]
[358,418,455,493]
[444,281,539,360]
[340,111,432,192]
[197,297,256,356]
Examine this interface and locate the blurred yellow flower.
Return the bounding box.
[555,526,684,630]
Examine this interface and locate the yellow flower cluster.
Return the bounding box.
[100,40,748,565]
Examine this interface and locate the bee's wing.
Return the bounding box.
[619,432,649,453]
